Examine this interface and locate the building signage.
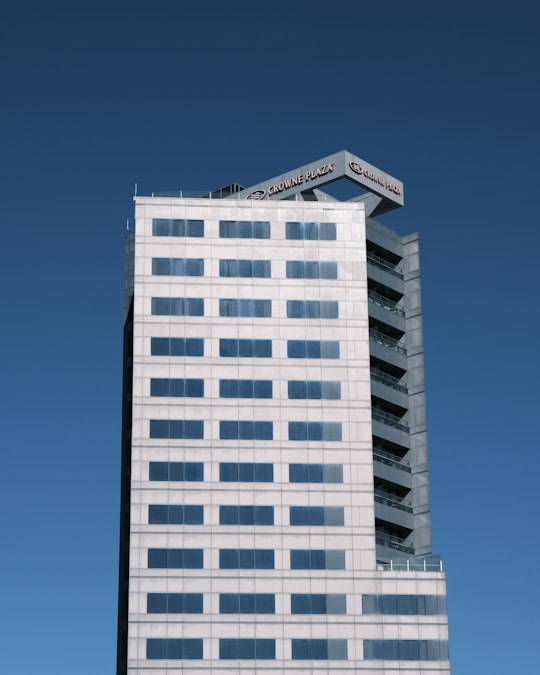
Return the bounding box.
[247,162,335,200]
[349,161,402,196]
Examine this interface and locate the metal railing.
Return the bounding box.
[373,449,411,472]
[369,329,406,354]
[370,368,408,393]
[372,409,409,432]
[377,558,444,572]
[367,251,403,278]
[375,490,413,513]
[375,532,414,554]
[368,290,405,316]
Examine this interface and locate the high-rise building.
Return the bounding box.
[117,151,450,673]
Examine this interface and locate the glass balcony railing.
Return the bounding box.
[373,448,411,472]
[370,368,408,393]
[368,290,405,316]
[375,531,414,554]
[374,489,413,513]
[367,251,404,279]
[372,409,409,433]
[369,329,406,354]
[377,558,444,572]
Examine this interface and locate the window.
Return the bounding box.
[290,549,345,570]
[148,548,203,569]
[285,222,336,240]
[147,593,203,614]
[219,639,275,660]
[219,220,270,239]
[289,464,343,483]
[288,381,341,400]
[219,299,271,317]
[287,300,338,319]
[286,261,337,279]
[152,258,204,276]
[219,379,272,398]
[219,339,272,357]
[288,422,342,441]
[148,505,203,525]
[291,594,346,614]
[219,421,273,440]
[363,640,449,661]
[219,505,274,525]
[219,594,275,614]
[287,340,339,359]
[147,638,203,660]
[291,639,347,660]
[150,420,204,439]
[219,463,273,482]
[149,462,204,482]
[151,337,204,356]
[219,259,271,278]
[219,549,274,569]
[151,297,204,316]
[362,595,447,615]
[290,506,344,526]
[152,218,204,237]
[151,378,204,397]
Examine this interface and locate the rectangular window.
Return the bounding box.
[219,220,270,239]
[289,464,343,483]
[219,339,272,357]
[219,593,275,614]
[151,378,204,397]
[219,379,272,398]
[287,300,338,319]
[219,299,271,317]
[219,639,275,660]
[290,506,344,526]
[149,462,204,482]
[288,422,342,441]
[147,638,203,660]
[290,549,345,570]
[148,548,203,569]
[147,593,203,614]
[220,463,273,482]
[149,505,204,525]
[288,381,341,400]
[219,421,273,440]
[152,258,204,276]
[219,259,271,278]
[362,595,447,615]
[363,640,449,661]
[285,222,336,240]
[291,594,346,614]
[291,639,347,660]
[151,297,204,316]
[286,261,338,279]
[219,549,274,569]
[219,505,274,525]
[151,337,204,356]
[152,218,204,237]
[287,340,339,359]
[150,420,204,439]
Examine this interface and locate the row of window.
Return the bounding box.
[149,420,343,441]
[149,461,344,484]
[146,638,448,661]
[152,258,338,280]
[150,337,340,359]
[147,505,345,526]
[152,219,337,241]
[151,297,340,319]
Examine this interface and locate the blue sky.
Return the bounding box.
[1,1,539,672]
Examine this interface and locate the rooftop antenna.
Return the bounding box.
[134,182,138,196]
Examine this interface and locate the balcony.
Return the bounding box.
[369,329,406,355]
[377,557,444,572]
[372,408,409,433]
[367,251,403,279]
[368,290,405,317]
[373,448,411,472]
[370,368,407,393]
[374,489,413,513]
[375,531,414,555]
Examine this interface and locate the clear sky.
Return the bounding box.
[1,1,538,673]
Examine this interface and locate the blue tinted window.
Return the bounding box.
[287,300,338,319]
[219,505,274,525]
[288,381,341,400]
[147,593,203,614]
[150,420,204,439]
[148,548,203,569]
[152,219,204,237]
[289,464,343,483]
[149,462,204,482]
[219,220,270,239]
[219,639,275,660]
[288,422,342,441]
[364,640,449,661]
[151,297,204,316]
[219,549,274,569]
[291,594,346,614]
[147,638,203,660]
[150,378,204,397]
[290,506,344,526]
[292,639,347,660]
[285,222,336,240]
[152,258,204,276]
[220,594,275,614]
[151,337,204,356]
[286,261,338,279]
[149,505,204,525]
[290,549,345,570]
[362,595,446,615]
[287,340,339,359]
[219,339,272,357]
[220,463,273,482]
[219,379,272,398]
[219,259,271,278]
[219,299,271,317]
[219,421,273,440]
